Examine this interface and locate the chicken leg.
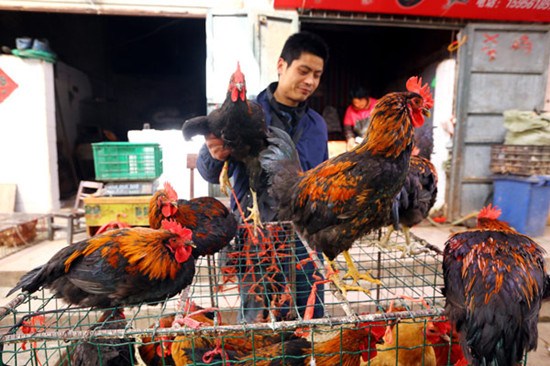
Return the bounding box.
[376,226,409,256]
[340,251,383,293]
[244,189,263,232]
[376,226,396,250]
[399,226,430,257]
[324,252,382,297]
[219,161,231,196]
[377,226,429,258]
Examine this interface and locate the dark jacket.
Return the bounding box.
[196,82,328,220]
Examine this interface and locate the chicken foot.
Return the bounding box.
[398,226,416,257]
[340,251,383,293]
[377,226,431,258]
[244,189,264,233]
[324,252,381,297]
[376,225,410,256]
[218,161,232,196]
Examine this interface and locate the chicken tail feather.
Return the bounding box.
[6,266,44,296]
[182,115,210,140]
[260,126,301,175]
[260,126,301,198]
[259,127,302,220]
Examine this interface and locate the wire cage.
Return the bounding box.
[0,224,528,365]
[0,214,50,259]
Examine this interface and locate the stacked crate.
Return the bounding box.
[92,142,163,184]
[85,142,163,233]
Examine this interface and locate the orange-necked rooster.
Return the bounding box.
[7,221,196,308]
[260,76,433,295]
[182,63,267,230]
[443,204,550,366]
[149,182,237,258]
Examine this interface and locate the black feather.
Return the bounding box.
[69,310,135,366]
[7,228,196,308]
[443,229,546,366]
[182,115,211,140]
[259,126,302,220]
[544,274,550,300]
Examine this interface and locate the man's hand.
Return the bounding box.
[205,133,231,161]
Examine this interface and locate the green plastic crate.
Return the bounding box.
[92,142,163,181]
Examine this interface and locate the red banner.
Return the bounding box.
[274,0,550,23]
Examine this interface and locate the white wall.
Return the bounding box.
[127,129,210,200]
[0,55,59,212]
[432,58,457,211]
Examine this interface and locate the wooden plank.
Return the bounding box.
[0,184,16,214]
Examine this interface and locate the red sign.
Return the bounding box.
[0,68,18,103]
[274,0,550,23]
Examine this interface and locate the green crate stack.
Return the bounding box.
[91,142,163,181]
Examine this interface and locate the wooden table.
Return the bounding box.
[84,195,152,236]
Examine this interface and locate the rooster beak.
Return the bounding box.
[422,108,431,118]
[235,82,243,91]
[440,334,451,342]
[186,240,196,248]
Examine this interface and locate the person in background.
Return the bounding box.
[343,86,378,151]
[196,31,330,322]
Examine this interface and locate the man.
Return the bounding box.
[196,31,329,322]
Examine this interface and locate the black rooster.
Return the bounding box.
[182,63,267,230]
[378,155,438,256]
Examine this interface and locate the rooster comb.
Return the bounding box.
[406,76,434,109]
[232,62,245,80]
[161,219,192,240]
[163,181,178,201]
[478,204,502,220]
[358,321,387,338]
[430,318,451,333]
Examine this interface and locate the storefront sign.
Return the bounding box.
[274,0,550,23]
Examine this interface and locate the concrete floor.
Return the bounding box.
[1,222,549,364]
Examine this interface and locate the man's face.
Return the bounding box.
[274,52,324,107]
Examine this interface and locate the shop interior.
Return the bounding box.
[0,11,456,198]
